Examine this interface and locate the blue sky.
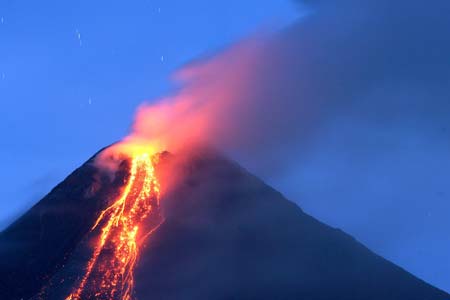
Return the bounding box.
[1,0,449,294]
[0,0,297,223]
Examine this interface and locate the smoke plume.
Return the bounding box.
[101,0,450,291]
[110,0,449,177]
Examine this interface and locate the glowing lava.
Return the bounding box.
[66,152,162,300]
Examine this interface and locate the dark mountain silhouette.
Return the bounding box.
[0,148,448,300]
[0,150,130,300]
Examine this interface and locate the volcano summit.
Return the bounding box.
[0,147,448,300]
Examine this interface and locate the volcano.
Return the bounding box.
[0,147,448,300]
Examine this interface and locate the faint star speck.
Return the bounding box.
[75,29,82,46]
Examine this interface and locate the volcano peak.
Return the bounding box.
[0,147,448,300]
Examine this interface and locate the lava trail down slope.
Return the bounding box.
[65,153,161,300]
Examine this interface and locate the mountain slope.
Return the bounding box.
[133,150,449,300]
[0,148,448,300]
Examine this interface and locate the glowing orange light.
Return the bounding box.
[66,150,161,300]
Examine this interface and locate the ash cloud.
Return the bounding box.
[129,0,450,176]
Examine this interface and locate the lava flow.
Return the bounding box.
[66,151,162,300]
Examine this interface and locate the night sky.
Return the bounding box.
[1,0,449,293]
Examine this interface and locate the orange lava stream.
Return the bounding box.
[66,153,161,300]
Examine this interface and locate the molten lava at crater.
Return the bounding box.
[66,150,164,300]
